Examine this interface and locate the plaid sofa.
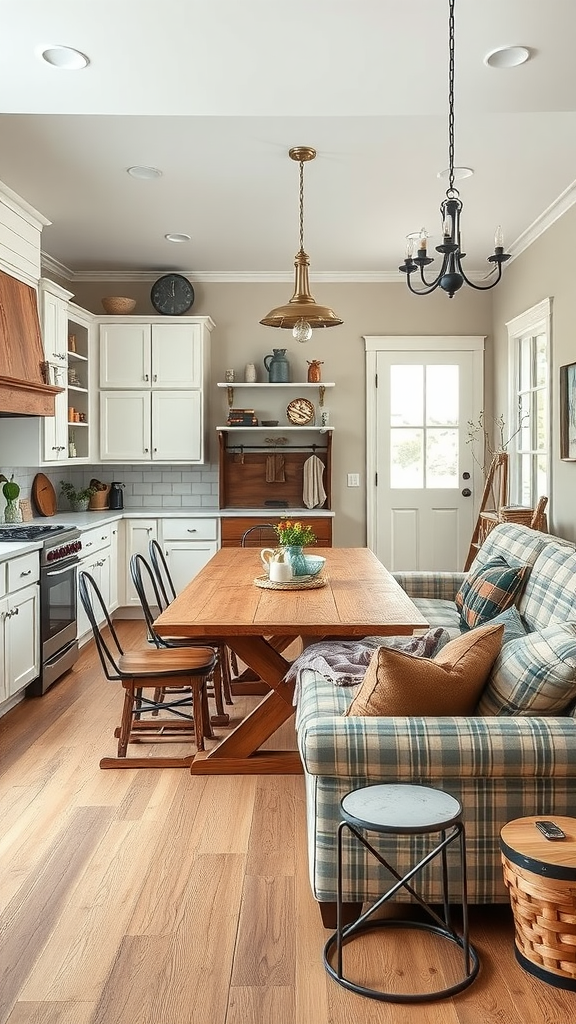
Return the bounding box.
[296,524,576,920]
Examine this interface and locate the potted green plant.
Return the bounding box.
[1,474,22,523]
[60,480,97,512]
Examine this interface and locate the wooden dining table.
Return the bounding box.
[154,546,428,775]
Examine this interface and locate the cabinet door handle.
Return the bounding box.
[153,374,158,382]
[153,447,157,453]
[144,447,149,453]
[144,373,149,382]
[187,528,197,533]
[12,606,19,616]
[20,569,32,577]
[85,541,93,548]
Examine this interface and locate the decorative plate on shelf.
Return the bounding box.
[286,397,315,426]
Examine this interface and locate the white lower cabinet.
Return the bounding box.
[77,524,115,642]
[123,519,158,606]
[160,518,218,595]
[0,552,40,703]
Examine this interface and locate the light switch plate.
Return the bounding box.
[347,473,360,487]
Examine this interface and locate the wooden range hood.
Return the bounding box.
[0,270,62,416]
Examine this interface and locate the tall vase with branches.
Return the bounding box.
[466,408,527,512]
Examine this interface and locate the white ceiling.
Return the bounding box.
[1,0,576,281]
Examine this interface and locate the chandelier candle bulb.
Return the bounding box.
[495,224,504,248]
[443,216,453,237]
[405,239,415,259]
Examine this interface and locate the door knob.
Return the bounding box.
[462,488,472,497]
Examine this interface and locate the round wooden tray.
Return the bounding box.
[254,573,327,591]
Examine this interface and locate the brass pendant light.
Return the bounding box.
[260,146,343,338]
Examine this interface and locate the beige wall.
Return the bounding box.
[492,204,576,543]
[69,278,492,545]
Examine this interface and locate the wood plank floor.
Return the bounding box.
[1,622,575,1023]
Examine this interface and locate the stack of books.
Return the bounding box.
[227,408,259,426]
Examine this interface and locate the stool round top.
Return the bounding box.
[341,784,462,834]
[500,816,576,880]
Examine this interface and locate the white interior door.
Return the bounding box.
[366,336,484,571]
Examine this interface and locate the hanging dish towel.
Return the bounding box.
[303,454,327,509]
[265,453,286,483]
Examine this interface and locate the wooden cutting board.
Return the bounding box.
[32,473,57,517]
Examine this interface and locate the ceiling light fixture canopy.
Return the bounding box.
[260,146,342,341]
[399,0,511,298]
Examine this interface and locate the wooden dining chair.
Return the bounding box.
[78,570,216,769]
[147,536,233,712]
[133,550,231,723]
[240,523,278,547]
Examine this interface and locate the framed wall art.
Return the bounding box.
[560,361,576,461]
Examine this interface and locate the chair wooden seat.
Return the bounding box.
[119,646,216,675]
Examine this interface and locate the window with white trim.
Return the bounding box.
[507,298,552,509]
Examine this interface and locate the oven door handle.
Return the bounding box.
[44,563,78,577]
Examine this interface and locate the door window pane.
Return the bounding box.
[426,365,458,425]
[426,429,458,487]
[390,429,423,488]
[390,365,423,426]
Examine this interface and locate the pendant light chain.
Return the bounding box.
[398,0,511,296]
[298,158,305,252]
[447,0,455,197]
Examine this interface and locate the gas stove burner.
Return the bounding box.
[0,524,69,542]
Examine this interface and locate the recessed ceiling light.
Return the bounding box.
[484,46,531,69]
[127,166,163,180]
[438,166,474,180]
[40,45,89,69]
[165,233,191,243]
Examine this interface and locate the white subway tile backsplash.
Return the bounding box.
[3,463,221,511]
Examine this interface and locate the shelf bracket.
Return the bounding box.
[318,385,325,407]
[227,386,234,407]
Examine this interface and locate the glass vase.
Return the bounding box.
[283,544,308,577]
[4,499,22,524]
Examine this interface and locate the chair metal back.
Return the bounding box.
[129,553,168,648]
[78,571,123,680]
[240,523,278,547]
[148,538,176,605]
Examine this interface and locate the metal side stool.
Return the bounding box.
[323,783,480,1003]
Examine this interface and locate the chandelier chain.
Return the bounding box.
[448,0,455,195]
[298,159,305,252]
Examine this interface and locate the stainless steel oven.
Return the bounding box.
[39,540,81,692]
[0,524,82,696]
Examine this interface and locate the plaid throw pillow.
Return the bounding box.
[477,622,576,716]
[456,556,529,630]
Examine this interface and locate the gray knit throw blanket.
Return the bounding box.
[286,628,450,704]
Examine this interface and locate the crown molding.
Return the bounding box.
[507,178,576,264]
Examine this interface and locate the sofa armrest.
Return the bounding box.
[392,571,466,601]
[298,714,576,780]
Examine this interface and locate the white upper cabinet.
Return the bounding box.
[99,323,150,387]
[100,322,204,389]
[99,316,214,464]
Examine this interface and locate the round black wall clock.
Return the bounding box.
[150,273,195,315]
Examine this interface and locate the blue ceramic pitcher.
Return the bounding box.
[264,349,290,383]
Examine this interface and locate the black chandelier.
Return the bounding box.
[399,0,511,298]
